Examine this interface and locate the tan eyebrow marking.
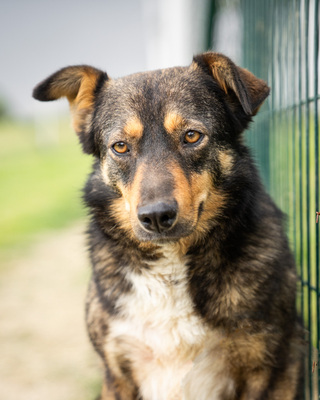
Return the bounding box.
[123,116,144,139]
[164,112,185,134]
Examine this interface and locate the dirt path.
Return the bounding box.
[0,223,102,400]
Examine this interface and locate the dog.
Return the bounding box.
[33,52,304,400]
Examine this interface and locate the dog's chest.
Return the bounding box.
[109,249,207,399]
[114,251,205,353]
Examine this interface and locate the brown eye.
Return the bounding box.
[184,131,202,144]
[113,142,129,154]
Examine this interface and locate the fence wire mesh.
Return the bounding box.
[210,0,319,397]
[241,0,319,397]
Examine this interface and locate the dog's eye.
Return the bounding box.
[184,131,202,145]
[112,142,129,154]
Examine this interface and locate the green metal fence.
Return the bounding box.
[209,0,319,397]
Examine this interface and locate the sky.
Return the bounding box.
[0,0,148,117]
[0,0,209,118]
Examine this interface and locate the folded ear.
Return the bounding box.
[33,65,108,154]
[192,52,270,116]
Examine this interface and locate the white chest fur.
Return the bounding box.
[108,246,207,400]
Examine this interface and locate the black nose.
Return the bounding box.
[138,201,178,233]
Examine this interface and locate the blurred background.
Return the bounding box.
[0,0,319,399]
[0,1,212,399]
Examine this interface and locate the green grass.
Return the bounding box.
[0,117,92,258]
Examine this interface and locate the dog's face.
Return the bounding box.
[97,66,230,243]
[33,53,269,243]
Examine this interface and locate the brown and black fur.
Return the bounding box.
[33,52,304,400]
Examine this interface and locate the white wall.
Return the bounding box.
[141,0,209,70]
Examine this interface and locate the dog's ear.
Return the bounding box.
[193,52,270,116]
[33,66,108,154]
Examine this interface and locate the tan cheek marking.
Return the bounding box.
[189,171,226,239]
[164,112,185,134]
[174,171,226,252]
[218,150,234,174]
[127,163,145,214]
[171,166,225,225]
[201,189,225,225]
[170,161,194,219]
[110,196,136,241]
[109,164,146,240]
[123,116,144,139]
[190,171,211,204]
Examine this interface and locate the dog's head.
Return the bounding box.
[33,53,269,244]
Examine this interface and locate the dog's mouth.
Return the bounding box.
[134,223,194,243]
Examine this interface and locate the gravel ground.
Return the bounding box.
[0,223,102,400]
